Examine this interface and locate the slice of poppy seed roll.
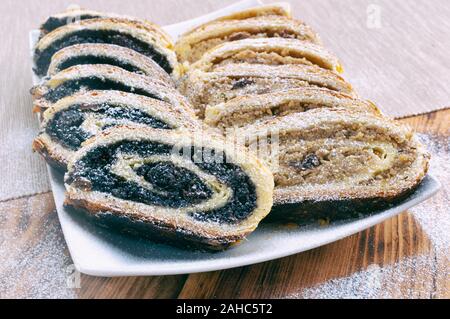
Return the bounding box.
[34,18,176,76]
[30,65,189,112]
[33,90,201,169]
[47,44,174,85]
[64,126,274,250]
[235,108,430,209]
[189,38,343,74]
[178,63,354,118]
[175,16,321,63]
[205,88,381,129]
[40,7,109,34]
[40,6,173,40]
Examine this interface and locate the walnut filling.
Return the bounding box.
[211,50,314,70]
[188,30,308,62]
[34,29,172,76]
[213,101,341,129]
[187,76,342,118]
[276,140,403,187]
[251,126,416,189]
[66,141,258,224]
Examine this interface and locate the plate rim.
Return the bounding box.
[56,173,440,277]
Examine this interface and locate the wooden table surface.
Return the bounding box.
[0,0,449,299]
[1,110,448,299]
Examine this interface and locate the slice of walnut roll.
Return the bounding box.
[188,38,343,74]
[179,63,354,118]
[204,88,381,129]
[234,108,429,213]
[175,16,321,63]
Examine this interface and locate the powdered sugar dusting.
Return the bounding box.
[411,134,449,252]
[0,197,78,299]
[288,255,442,299]
[286,134,449,299]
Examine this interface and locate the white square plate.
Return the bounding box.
[50,170,440,277]
[31,0,441,277]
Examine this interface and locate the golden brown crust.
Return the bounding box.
[30,64,191,113]
[205,88,381,129]
[178,63,355,118]
[65,197,244,251]
[180,3,292,38]
[40,6,173,44]
[175,16,321,63]
[34,17,177,76]
[189,38,343,73]
[48,43,174,85]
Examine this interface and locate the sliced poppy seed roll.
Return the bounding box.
[39,6,173,39]
[235,108,430,209]
[33,90,201,169]
[64,127,274,250]
[47,44,174,85]
[178,63,354,118]
[205,88,381,129]
[34,18,176,76]
[175,16,321,63]
[189,38,343,74]
[30,65,189,112]
[40,7,124,35]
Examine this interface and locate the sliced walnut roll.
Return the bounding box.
[198,3,292,25]
[175,16,321,63]
[33,91,201,169]
[179,63,354,118]
[34,18,176,76]
[64,127,274,250]
[205,88,381,129]
[235,108,429,211]
[47,44,174,84]
[188,38,343,74]
[30,65,189,112]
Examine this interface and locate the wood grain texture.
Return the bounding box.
[0,193,188,299]
[1,110,448,299]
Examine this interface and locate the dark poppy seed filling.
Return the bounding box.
[43,77,164,103]
[41,15,103,34]
[135,162,213,202]
[46,104,172,150]
[66,141,257,224]
[34,29,173,76]
[54,55,145,74]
